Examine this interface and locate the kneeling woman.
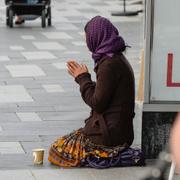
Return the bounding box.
[48,16,135,168]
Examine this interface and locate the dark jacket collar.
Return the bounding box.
[94,52,123,73]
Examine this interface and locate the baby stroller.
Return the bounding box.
[5,0,51,28]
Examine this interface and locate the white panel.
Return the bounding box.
[150,0,180,101]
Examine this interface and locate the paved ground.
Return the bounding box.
[0,0,179,179]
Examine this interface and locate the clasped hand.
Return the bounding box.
[67,61,89,78]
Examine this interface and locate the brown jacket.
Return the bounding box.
[75,53,135,147]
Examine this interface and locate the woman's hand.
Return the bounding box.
[67,61,89,78]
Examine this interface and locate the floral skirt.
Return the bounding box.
[48,129,127,167]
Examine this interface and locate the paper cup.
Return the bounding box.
[32,148,45,165]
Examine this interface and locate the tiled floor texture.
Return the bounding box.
[0,0,178,179]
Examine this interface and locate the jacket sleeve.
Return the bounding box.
[75,64,118,113]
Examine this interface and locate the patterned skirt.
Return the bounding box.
[48,129,128,167]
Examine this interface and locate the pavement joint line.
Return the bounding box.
[30,170,37,180]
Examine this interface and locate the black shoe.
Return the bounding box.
[15,19,25,25]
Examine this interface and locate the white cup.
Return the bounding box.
[32,148,45,165]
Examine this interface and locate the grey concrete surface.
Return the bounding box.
[0,0,179,179]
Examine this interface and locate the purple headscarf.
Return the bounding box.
[85,16,126,65]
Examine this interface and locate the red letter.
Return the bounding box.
[167,53,180,87]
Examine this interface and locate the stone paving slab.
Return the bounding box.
[0,113,20,122]
[0,170,34,180]
[0,166,179,180]
[0,135,41,142]
[0,122,83,136]
[16,112,42,122]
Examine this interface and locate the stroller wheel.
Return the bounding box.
[6,7,9,26]
[9,8,13,28]
[48,18,52,27]
[41,9,46,28]
[47,7,52,26]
